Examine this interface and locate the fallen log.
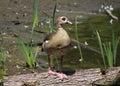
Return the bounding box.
[4,67,120,86]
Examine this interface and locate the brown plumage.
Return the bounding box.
[42,16,72,79]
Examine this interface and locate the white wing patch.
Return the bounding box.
[42,40,49,50]
[45,40,49,43]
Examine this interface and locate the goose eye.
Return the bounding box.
[62,17,66,21]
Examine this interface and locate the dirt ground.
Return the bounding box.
[0,0,120,77]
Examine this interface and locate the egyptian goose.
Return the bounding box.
[42,16,72,79]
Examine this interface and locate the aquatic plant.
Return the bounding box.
[103,42,113,67]
[96,30,119,67]
[112,31,119,66]
[75,17,83,61]
[18,38,39,68]
[96,31,106,67]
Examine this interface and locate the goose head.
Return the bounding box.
[56,16,72,28]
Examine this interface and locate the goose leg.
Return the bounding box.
[47,55,56,75]
[56,56,68,79]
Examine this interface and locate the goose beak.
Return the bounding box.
[66,21,72,24]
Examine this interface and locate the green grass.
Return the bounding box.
[33,0,39,27]
[96,30,119,67]
[49,0,58,33]
[30,0,39,41]
[0,48,6,70]
[112,31,120,66]
[20,0,39,68]
[96,31,106,67]
[103,42,113,67]
[0,48,6,82]
[0,69,6,83]
[18,38,39,68]
[52,0,58,30]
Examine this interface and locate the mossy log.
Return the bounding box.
[4,67,120,86]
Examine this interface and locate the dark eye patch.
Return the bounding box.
[62,17,66,21]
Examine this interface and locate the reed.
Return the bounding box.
[47,0,58,33]
[112,30,119,66]
[96,31,106,67]
[18,38,39,68]
[33,0,39,27]
[52,0,58,30]
[96,30,119,67]
[30,0,39,41]
[103,42,113,67]
[75,17,83,61]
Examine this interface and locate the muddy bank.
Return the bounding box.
[0,0,120,43]
[0,0,120,42]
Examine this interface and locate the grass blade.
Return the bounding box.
[33,0,39,28]
[112,30,119,65]
[103,43,113,67]
[31,0,39,42]
[96,31,106,67]
[18,38,37,68]
[52,0,58,29]
[0,48,6,70]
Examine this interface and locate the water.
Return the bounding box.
[38,9,120,72]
